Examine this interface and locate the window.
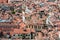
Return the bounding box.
[25,16,31,20]
[25,34,31,39]
[26,26,28,28]
[18,34,22,38]
[32,25,34,29]
[34,25,38,30]
[26,25,30,28]
[58,16,60,20]
[38,26,41,29]
[39,11,45,18]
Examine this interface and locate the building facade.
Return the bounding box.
[0,0,8,3]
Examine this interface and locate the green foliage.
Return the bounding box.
[11,11,15,14]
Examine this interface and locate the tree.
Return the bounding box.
[11,11,15,14]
